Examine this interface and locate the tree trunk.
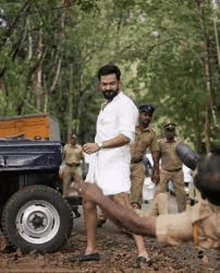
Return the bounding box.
[204,106,210,154]
[68,64,73,138]
[34,31,43,110]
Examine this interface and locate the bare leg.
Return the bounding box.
[83,199,99,254]
[113,193,149,261]
[133,234,149,261]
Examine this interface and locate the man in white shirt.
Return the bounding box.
[70,64,149,266]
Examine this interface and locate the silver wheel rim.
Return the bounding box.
[16,200,60,244]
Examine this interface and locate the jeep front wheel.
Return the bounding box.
[1,185,73,253]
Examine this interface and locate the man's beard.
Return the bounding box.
[166,132,175,140]
[103,91,118,101]
[141,120,151,126]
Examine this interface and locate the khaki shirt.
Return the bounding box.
[130,125,159,162]
[63,144,83,165]
[156,199,220,249]
[158,138,183,171]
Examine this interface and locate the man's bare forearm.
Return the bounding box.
[72,172,157,237]
[102,133,130,148]
[152,151,160,169]
[83,134,129,154]
[97,195,157,237]
[151,151,160,183]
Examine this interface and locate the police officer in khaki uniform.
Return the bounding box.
[62,134,84,197]
[73,153,220,252]
[157,123,186,212]
[130,105,160,209]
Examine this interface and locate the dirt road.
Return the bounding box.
[0,196,219,272]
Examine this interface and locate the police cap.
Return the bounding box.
[139,105,155,115]
[70,134,77,140]
[164,122,176,131]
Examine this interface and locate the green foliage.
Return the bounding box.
[0,0,219,150]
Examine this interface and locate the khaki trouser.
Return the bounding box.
[135,193,169,219]
[148,193,169,215]
[130,162,145,208]
[156,168,186,212]
[62,164,82,197]
[188,183,201,202]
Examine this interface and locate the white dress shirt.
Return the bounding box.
[85,91,138,195]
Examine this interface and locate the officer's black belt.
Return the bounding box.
[164,167,182,172]
[131,158,143,164]
[66,163,81,167]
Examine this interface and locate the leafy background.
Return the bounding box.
[0,0,220,153]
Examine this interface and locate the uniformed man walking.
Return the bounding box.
[130,105,160,209]
[157,123,186,212]
[62,134,84,197]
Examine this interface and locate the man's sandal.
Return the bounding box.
[137,256,150,267]
[69,253,100,262]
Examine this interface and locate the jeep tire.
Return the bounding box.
[1,185,73,253]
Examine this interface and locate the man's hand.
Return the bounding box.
[83,143,99,154]
[151,166,160,184]
[78,183,104,203]
[71,169,104,203]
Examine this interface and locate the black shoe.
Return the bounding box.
[73,209,81,218]
[137,256,150,267]
[97,219,106,228]
[69,253,100,262]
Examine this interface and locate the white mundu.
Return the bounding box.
[86,91,138,195]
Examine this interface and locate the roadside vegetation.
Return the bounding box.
[0,0,220,153]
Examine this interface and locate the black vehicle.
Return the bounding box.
[0,139,81,253]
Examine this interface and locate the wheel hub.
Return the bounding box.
[16,200,60,244]
[31,214,45,229]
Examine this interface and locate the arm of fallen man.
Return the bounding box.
[72,171,157,237]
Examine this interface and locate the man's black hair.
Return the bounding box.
[98,64,121,81]
[194,155,220,206]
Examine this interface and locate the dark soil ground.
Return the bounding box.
[0,196,219,273]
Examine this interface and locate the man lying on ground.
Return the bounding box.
[73,154,220,250]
